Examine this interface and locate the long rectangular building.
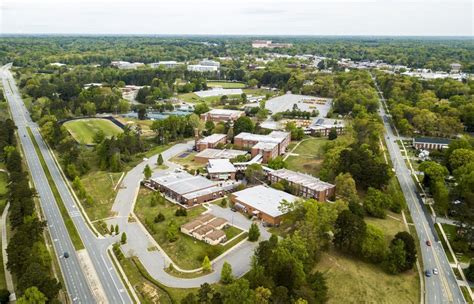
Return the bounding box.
[234,131,291,163]
[268,169,335,202]
[149,170,226,206]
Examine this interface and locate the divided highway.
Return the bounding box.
[1,64,132,304]
[373,75,465,304]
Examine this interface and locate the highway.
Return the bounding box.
[1,64,132,304]
[373,75,465,304]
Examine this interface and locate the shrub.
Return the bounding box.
[175,208,188,217]
[154,212,165,223]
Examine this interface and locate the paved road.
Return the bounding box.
[107,143,270,288]
[373,75,465,304]
[1,64,132,304]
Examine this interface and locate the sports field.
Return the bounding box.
[64,118,123,145]
[207,81,246,89]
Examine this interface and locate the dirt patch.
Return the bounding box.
[77,249,108,303]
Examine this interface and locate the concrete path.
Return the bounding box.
[1,203,15,300]
[106,142,270,288]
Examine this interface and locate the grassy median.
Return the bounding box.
[27,127,85,250]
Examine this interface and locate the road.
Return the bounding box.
[107,143,270,288]
[373,75,465,304]
[1,64,132,304]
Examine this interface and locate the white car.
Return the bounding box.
[432,268,439,275]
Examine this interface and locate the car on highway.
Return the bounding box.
[426,240,432,246]
[425,269,432,277]
[433,268,439,275]
[63,252,70,259]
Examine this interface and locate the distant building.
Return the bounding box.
[195,148,248,164]
[450,63,462,73]
[234,131,291,163]
[187,65,218,72]
[207,159,237,181]
[111,61,144,69]
[309,118,346,137]
[413,137,451,150]
[150,61,183,69]
[230,185,298,225]
[251,40,293,49]
[196,134,227,152]
[199,59,220,68]
[149,170,226,206]
[200,109,245,123]
[49,62,66,67]
[268,169,335,202]
[181,214,228,245]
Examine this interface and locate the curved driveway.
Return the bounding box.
[107,143,269,288]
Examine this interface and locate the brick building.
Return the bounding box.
[234,131,291,163]
[196,134,227,152]
[207,159,237,181]
[268,169,335,202]
[200,109,245,123]
[194,148,248,164]
[413,137,451,150]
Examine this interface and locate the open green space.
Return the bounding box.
[64,118,123,145]
[461,286,473,304]
[27,128,85,250]
[286,137,329,175]
[207,81,246,89]
[441,223,474,264]
[134,187,247,270]
[315,248,419,304]
[169,151,204,171]
[80,170,123,221]
[435,224,455,263]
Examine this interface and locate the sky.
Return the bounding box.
[1,0,473,36]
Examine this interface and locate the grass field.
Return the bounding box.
[64,118,123,145]
[134,187,247,270]
[169,152,204,171]
[315,213,419,304]
[286,137,329,175]
[80,171,123,221]
[207,81,246,89]
[441,223,473,264]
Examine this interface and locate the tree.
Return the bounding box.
[221,261,233,284]
[121,232,127,244]
[154,212,165,223]
[193,102,209,115]
[0,289,10,303]
[308,271,328,304]
[335,173,358,203]
[449,148,474,171]
[248,79,259,88]
[248,223,260,242]
[143,164,152,180]
[254,286,271,304]
[16,287,47,304]
[361,224,388,263]
[221,279,254,304]
[167,221,179,242]
[202,255,212,272]
[181,292,197,304]
[110,224,115,234]
[419,161,448,187]
[245,163,264,184]
[234,116,254,136]
[115,224,119,234]
[465,262,474,282]
[384,239,407,274]
[328,128,338,140]
[392,231,417,271]
[157,153,164,166]
[267,156,287,170]
[334,210,367,255]
[137,107,147,120]
[364,187,390,219]
[93,129,105,144]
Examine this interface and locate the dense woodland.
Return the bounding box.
[0,118,61,303]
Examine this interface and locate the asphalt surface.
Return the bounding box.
[373,75,465,304]
[1,64,132,304]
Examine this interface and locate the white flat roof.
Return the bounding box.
[198,134,226,144]
[207,159,236,173]
[195,88,243,98]
[270,169,335,192]
[232,185,298,218]
[253,141,278,151]
[151,170,217,195]
[206,109,244,116]
[234,131,289,144]
[195,148,247,159]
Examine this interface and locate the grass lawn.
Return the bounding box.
[169,152,204,171]
[207,81,246,89]
[0,171,8,214]
[134,187,246,270]
[178,93,200,103]
[441,223,474,264]
[315,248,419,304]
[80,171,123,221]
[223,225,242,240]
[64,118,123,145]
[243,88,276,97]
[286,138,329,175]
[314,212,419,303]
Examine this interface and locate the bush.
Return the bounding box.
[0,289,10,303]
[248,223,260,242]
[154,212,165,223]
[175,208,188,217]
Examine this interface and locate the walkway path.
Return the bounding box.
[106,141,269,288]
[1,203,15,300]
